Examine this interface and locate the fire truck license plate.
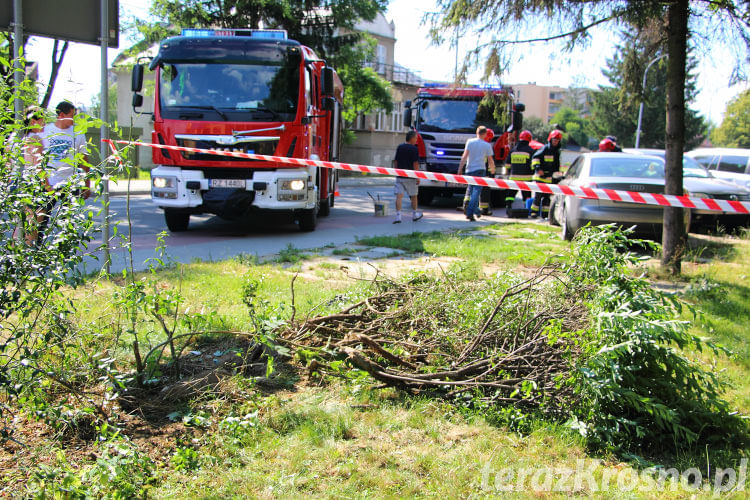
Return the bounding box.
[210,179,246,188]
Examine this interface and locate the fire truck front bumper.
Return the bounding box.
[150,166,317,219]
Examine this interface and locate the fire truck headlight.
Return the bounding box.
[281,179,306,191]
[153,176,176,189]
[278,178,308,201]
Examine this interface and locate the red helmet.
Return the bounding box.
[483,128,495,142]
[599,138,616,152]
[519,130,532,142]
[548,130,563,142]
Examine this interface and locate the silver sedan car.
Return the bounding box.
[548,153,692,241]
[623,149,750,230]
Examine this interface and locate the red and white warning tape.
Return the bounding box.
[105,139,750,215]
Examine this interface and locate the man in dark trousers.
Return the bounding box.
[504,130,535,218]
[392,130,423,223]
[530,129,562,218]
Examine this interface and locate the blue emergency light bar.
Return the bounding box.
[181,28,287,40]
[421,82,506,90]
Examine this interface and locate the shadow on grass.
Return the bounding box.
[117,335,299,425]
[685,234,739,263]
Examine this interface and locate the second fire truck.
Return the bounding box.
[403,84,524,207]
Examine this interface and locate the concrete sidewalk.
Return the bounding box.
[106,174,396,196]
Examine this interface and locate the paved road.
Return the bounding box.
[83,183,528,274]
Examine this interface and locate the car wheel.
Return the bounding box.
[561,204,574,241]
[164,209,190,232]
[548,199,559,226]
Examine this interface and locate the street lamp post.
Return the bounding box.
[635,54,667,149]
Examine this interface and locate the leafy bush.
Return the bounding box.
[566,225,747,453]
[1,70,100,439]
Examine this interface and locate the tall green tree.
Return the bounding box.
[129,0,392,118]
[711,88,750,148]
[588,27,707,150]
[550,106,594,149]
[429,0,750,275]
[1,32,69,110]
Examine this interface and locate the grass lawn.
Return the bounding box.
[6,223,750,498]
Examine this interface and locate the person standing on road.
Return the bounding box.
[10,107,47,245]
[530,129,562,219]
[392,130,423,224]
[457,126,496,222]
[37,101,90,243]
[504,130,535,218]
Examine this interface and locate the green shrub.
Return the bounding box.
[566,225,747,453]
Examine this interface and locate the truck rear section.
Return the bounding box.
[131,29,343,232]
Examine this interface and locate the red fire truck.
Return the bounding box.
[131,28,344,232]
[403,85,524,206]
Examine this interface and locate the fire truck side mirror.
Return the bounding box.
[322,96,335,111]
[132,93,144,110]
[132,64,144,92]
[321,67,335,96]
[511,102,525,131]
[403,107,412,128]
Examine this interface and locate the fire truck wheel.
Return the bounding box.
[417,191,434,206]
[319,194,331,217]
[490,189,505,208]
[164,210,190,232]
[298,207,317,232]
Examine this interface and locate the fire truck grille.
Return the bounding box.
[176,138,278,162]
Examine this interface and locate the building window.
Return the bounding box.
[390,102,402,132]
[377,44,386,74]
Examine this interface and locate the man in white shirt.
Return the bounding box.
[457,126,496,221]
[35,101,89,244]
[40,101,89,195]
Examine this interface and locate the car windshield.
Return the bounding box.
[593,155,713,179]
[159,59,300,121]
[589,157,665,179]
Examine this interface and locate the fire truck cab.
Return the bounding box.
[131,28,343,232]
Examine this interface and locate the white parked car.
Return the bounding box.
[685,148,750,190]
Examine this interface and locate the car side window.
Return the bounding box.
[717,155,750,174]
[566,157,582,179]
[691,155,715,169]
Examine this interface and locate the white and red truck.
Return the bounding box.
[131,28,344,232]
[402,84,524,207]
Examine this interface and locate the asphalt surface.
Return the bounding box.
[82,175,541,275]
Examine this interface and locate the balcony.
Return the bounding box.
[363,61,424,86]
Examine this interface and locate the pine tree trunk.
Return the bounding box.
[662,0,689,276]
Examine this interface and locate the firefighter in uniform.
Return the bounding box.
[530,129,562,218]
[598,137,618,152]
[504,130,535,218]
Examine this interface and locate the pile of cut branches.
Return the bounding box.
[281,265,589,412]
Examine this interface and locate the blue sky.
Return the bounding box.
[22,0,748,125]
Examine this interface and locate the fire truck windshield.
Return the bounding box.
[159,59,300,122]
[417,98,502,133]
